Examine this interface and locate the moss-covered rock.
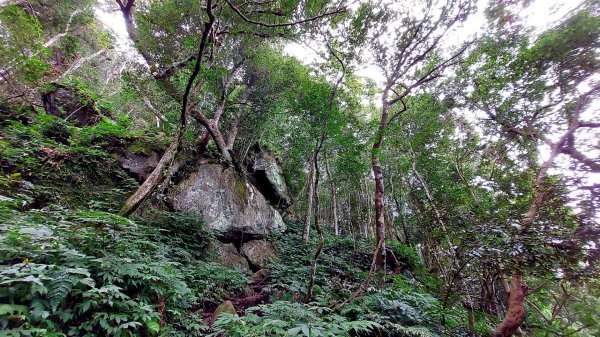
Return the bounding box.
[41,83,111,126]
[211,301,236,324]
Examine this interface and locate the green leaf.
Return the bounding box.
[0,304,28,316]
[146,320,160,335]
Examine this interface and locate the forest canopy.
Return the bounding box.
[0,0,599,336]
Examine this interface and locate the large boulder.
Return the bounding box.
[42,84,109,126]
[169,164,285,239]
[245,144,291,210]
[214,243,249,271]
[240,240,277,269]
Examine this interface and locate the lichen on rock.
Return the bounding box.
[168,164,285,240]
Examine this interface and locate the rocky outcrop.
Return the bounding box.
[215,243,249,271]
[245,144,291,210]
[250,268,270,283]
[240,240,277,269]
[42,84,110,126]
[169,164,285,239]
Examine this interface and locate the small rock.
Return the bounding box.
[214,243,249,271]
[240,240,276,269]
[211,300,236,324]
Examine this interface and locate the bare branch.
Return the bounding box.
[559,146,600,172]
[387,40,474,108]
[580,122,600,128]
[224,0,346,28]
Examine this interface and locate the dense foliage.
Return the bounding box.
[1,0,598,336]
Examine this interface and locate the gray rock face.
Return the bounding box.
[119,151,160,182]
[42,84,109,126]
[245,144,291,210]
[169,164,285,239]
[240,240,277,269]
[215,243,249,271]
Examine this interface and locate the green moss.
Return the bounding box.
[234,174,248,202]
[0,105,140,211]
[212,301,236,322]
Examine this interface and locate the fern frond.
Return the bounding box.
[47,269,79,312]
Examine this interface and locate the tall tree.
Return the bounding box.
[464,3,600,335]
[115,0,346,216]
[361,0,474,268]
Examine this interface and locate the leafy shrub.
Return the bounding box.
[209,301,380,337]
[342,286,440,328]
[190,263,249,303]
[0,206,215,336]
[269,222,373,301]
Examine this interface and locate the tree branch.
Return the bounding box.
[224,0,345,28]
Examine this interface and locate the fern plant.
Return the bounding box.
[209,301,381,337]
[0,205,216,336]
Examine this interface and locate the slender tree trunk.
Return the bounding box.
[302,158,315,244]
[197,59,246,152]
[324,155,339,235]
[360,182,370,239]
[226,113,241,149]
[305,153,324,302]
[393,193,410,245]
[305,49,345,300]
[372,110,388,269]
[467,300,476,337]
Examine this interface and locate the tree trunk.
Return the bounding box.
[118,0,215,216]
[119,2,158,76]
[324,156,339,235]
[191,109,233,164]
[492,271,526,337]
[372,111,388,269]
[119,126,183,216]
[302,157,315,244]
[467,300,476,337]
[226,113,241,149]
[305,49,344,300]
[305,152,324,302]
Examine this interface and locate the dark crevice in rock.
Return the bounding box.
[244,144,292,210]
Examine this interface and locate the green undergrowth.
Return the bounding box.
[0,203,495,336]
[257,223,496,337]
[0,204,251,336]
[0,107,167,210]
